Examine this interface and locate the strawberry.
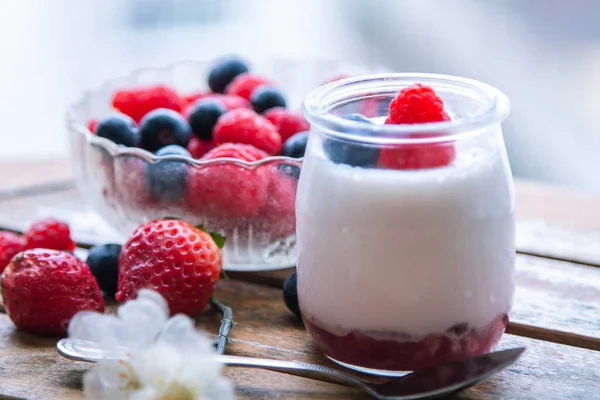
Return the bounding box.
[1,249,104,335]
[0,231,25,273]
[116,219,224,316]
[23,218,76,252]
[185,143,270,218]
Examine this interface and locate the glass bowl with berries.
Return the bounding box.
[67,56,382,271]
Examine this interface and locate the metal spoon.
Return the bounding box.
[57,338,524,400]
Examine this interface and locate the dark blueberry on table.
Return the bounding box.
[146,144,190,202]
[277,163,301,180]
[281,131,309,159]
[208,56,250,93]
[251,86,287,114]
[86,244,121,296]
[139,108,192,153]
[323,113,380,167]
[188,99,226,140]
[283,271,301,318]
[95,113,139,147]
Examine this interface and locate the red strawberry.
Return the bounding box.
[187,136,215,159]
[185,143,270,218]
[263,107,310,142]
[112,85,185,124]
[23,218,76,252]
[225,73,272,101]
[0,231,25,273]
[381,84,455,169]
[214,108,282,155]
[1,249,104,335]
[116,219,224,316]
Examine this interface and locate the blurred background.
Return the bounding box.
[2,0,600,192]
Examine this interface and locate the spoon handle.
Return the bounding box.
[215,355,364,389]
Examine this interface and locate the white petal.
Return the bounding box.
[132,343,183,394]
[83,361,133,400]
[158,315,214,355]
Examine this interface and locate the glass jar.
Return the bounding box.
[298,73,514,375]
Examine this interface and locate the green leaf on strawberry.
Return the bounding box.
[194,224,226,249]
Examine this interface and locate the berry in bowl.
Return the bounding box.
[68,56,381,271]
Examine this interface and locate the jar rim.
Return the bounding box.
[302,73,510,145]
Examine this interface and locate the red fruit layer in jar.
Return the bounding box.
[303,313,509,371]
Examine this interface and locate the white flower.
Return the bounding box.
[68,289,235,400]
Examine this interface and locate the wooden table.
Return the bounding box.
[1,160,600,399]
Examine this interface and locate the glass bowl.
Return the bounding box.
[67,57,384,271]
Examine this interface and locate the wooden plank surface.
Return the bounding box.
[2,279,600,400]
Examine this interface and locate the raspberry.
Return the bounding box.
[257,168,297,239]
[225,73,272,101]
[87,119,98,133]
[182,90,212,105]
[187,136,215,159]
[185,143,270,218]
[264,107,310,142]
[379,133,456,170]
[214,108,282,155]
[23,218,76,252]
[382,84,455,169]
[387,84,450,124]
[112,85,185,124]
[209,94,252,111]
[0,231,25,273]
[117,219,223,316]
[1,249,104,335]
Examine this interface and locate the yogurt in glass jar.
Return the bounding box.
[297,74,514,375]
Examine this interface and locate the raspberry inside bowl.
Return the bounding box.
[68,57,381,271]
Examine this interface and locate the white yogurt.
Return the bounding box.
[296,146,515,338]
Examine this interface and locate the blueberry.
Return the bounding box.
[146,145,190,202]
[282,131,309,158]
[283,271,301,318]
[188,99,226,140]
[342,113,372,124]
[251,86,287,114]
[277,163,301,180]
[323,113,380,167]
[139,108,191,153]
[208,56,250,93]
[86,244,121,296]
[95,113,139,147]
